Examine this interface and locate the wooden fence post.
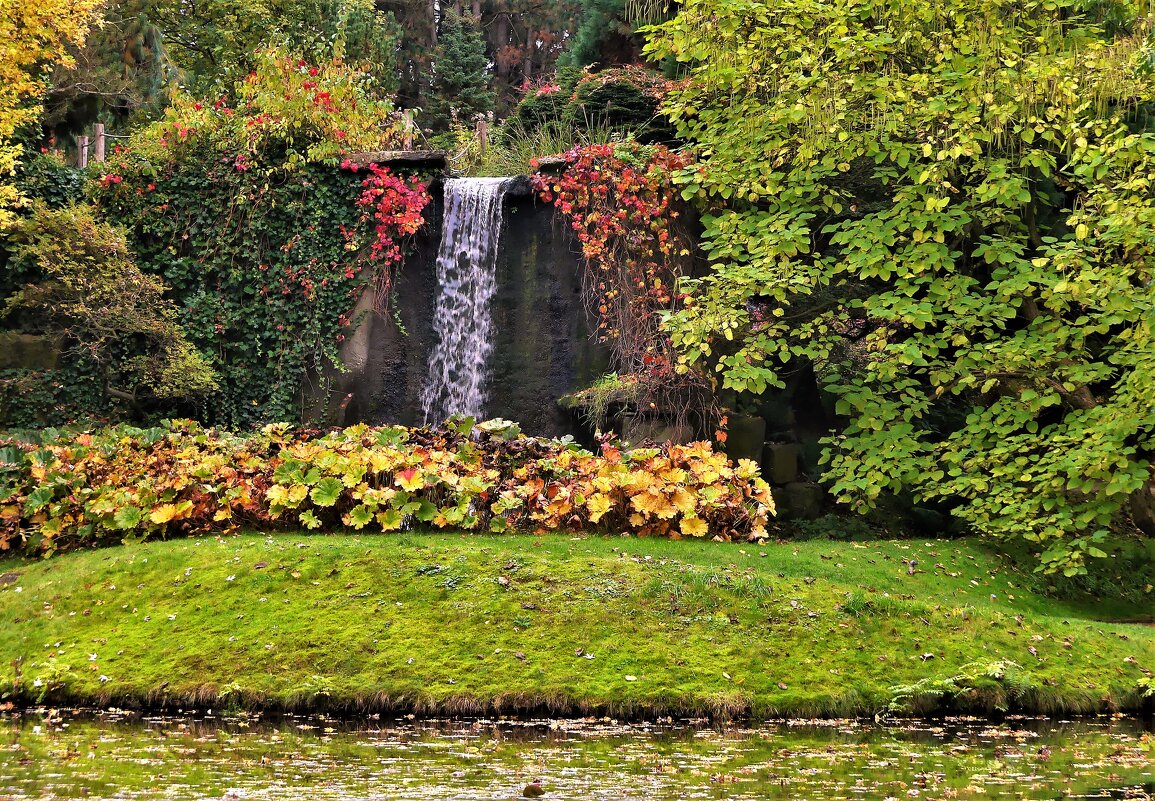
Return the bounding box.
[77,135,89,168]
[402,110,415,150]
[475,115,488,161]
[93,123,106,163]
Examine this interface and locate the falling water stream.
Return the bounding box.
[419,177,512,424]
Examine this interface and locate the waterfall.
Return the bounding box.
[419,177,512,424]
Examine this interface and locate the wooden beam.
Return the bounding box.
[93,123,106,163]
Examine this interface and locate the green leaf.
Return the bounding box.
[414,500,438,522]
[346,504,373,529]
[113,505,143,530]
[24,486,55,514]
[310,478,344,507]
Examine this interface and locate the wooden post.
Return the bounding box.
[77,135,89,168]
[402,110,415,150]
[475,115,488,161]
[93,123,106,163]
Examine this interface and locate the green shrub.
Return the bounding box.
[15,152,84,210]
[2,203,217,418]
[570,66,673,142]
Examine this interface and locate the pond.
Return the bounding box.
[1,711,1152,800]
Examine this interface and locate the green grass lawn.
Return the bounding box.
[0,532,1151,719]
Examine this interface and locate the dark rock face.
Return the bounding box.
[484,198,608,435]
[340,189,608,437]
[0,333,59,370]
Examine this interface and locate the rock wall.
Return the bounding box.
[323,186,608,437]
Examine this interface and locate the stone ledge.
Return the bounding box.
[342,150,448,168]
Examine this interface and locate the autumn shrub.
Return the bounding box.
[2,203,217,414]
[0,419,773,555]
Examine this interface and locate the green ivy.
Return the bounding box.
[89,49,426,428]
[0,367,109,429]
[97,152,376,427]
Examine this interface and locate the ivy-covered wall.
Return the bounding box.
[99,154,381,427]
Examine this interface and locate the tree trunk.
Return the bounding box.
[1130,476,1155,537]
[495,12,510,78]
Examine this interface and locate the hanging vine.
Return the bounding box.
[532,141,712,432]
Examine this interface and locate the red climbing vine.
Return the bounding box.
[532,142,709,428]
[343,161,431,311]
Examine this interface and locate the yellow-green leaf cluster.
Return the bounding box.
[0,420,773,555]
[0,0,102,227]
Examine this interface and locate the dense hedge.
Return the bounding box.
[0,420,774,554]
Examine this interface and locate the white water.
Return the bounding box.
[419,177,511,424]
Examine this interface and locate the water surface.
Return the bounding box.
[2,712,1151,800]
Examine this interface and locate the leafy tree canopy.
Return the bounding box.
[647,0,1155,573]
[0,0,102,227]
[147,0,401,95]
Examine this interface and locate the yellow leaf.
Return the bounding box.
[680,515,709,537]
[631,491,661,516]
[149,501,191,524]
[652,498,679,520]
[671,487,696,515]
[395,468,425,491]
[587,493,613,523]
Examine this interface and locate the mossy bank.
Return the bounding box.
[1,533,1152,720]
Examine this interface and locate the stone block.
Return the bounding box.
[772,481,826,520]
[762,442,799,484]
[723,414,765,464]
[756,395,796,435]
[0,332,59,371]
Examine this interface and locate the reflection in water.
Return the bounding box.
[0,712,1152,800]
